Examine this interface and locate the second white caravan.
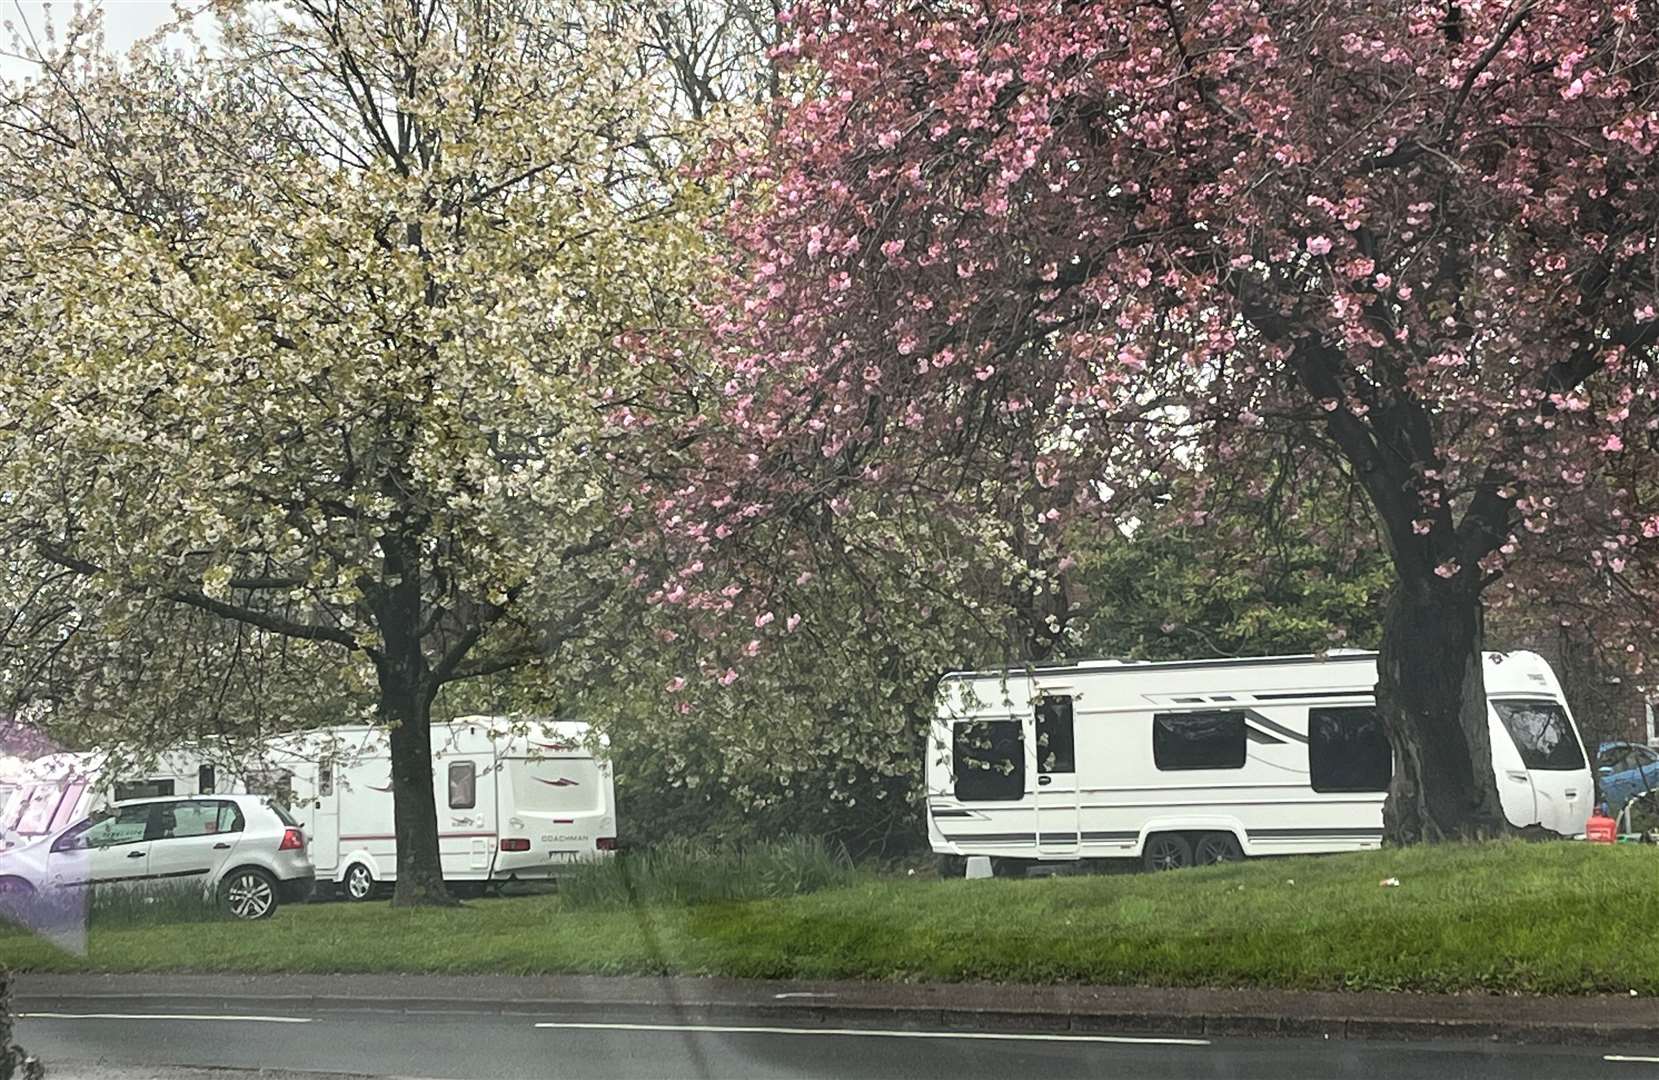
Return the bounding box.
[249,717,617,899]
[927,650,1592,873]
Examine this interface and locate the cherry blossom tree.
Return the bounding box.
[677,0,1659,842]
[0,0,715,903]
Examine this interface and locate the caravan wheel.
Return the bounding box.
[342,863,376,902]
[1193,833,1243,865]
[1142,834,1192,872]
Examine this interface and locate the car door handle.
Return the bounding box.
[1037,775,1052,786]
[126,850,146,859]
[213,842,231,850]
[1506,771,1530,783]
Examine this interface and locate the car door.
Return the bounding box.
[46,804,154,888]
[145,801,245,888]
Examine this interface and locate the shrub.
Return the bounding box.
[558,836,859,909]
[0,970,43,1080]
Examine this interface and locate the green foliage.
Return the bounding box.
[1067,489,1392,662]
[4,842,1657,996]
[557,836,859,909]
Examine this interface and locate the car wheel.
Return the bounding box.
[1194,832,1243,865]
[1142,833,1192,872]
[221,868,279,920]
[343,862,375,902]
[0,876,35,897]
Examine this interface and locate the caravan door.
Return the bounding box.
[1034,696,1079,857]
[304,762,341,877]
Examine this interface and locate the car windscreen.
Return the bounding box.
[1493,700,1587,771]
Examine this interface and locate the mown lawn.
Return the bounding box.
[4,841,1657,994]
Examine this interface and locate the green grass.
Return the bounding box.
[558,836,859,909]
[3,841,1656,995]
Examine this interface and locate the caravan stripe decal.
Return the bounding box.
[1242,711,1309,744]
[1247,827,1383,838]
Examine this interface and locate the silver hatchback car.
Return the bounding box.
[0,793,314,919]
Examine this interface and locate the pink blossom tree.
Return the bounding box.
[672,0,1659,842]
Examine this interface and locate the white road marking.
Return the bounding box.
[20,1012,314,1024]
[773,992,838,1000]
[1606,1055,1659,1064]
[534,1021,1207,1046]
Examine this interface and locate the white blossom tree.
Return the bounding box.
[0,0,715,904]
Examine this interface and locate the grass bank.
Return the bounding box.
[3,841,1656,995]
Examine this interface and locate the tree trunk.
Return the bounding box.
[1376,576,1507,844]
[374,530,456,908]
[381,670,455,907]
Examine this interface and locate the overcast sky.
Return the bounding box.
[1,2,205,81]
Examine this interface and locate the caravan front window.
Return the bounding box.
[1153,711,1246,771]
[952,720,1024,801]
[1494,700,1586,771]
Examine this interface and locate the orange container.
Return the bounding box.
[1587,812,1618,844]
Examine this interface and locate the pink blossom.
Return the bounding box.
[1305,236,1333,256]
[665,676,687,693]
[785,613,802,632]
[718,668,740,687]
[1603,434,1625,452]
[755,611,775,628]
[1434,562,1460,579]
[744,639,762,657]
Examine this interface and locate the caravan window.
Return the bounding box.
[1309,707,1393,793]
[448,761,477,809]
[1036,698,1075,774]
[114,779,175,802]
[1153,711,1246,771]
[1494,700,1586,771]
[952,720,1024,801]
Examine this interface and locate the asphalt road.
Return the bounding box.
[18,1002,1659,1080]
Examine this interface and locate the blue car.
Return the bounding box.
[1596,741,1659,811]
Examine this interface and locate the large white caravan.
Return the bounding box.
[248,717,617,899]
[0,750,215,851]
[928,650,1592,873]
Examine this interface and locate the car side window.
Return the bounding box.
[217,802,246,833]
[61,805,151,850]
[152,802,240,840]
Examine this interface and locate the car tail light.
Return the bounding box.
[596,837,617,851]
[499,838,531,852]
[278,828,305,851]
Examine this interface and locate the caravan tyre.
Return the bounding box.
[343,862,376,902]
[1142,833,1192,872]
[1194,833,1243,865]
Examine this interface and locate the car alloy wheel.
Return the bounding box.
[223,870,277,920]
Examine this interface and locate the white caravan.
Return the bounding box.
[0,750,217,851]
[248,717,617,899]
[928,650,1592,872]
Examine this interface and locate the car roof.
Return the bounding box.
[110,793,268,808]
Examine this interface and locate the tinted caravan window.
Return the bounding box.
[1494,700,1586,771]
[1153,711,1246,770]
[1309,707,1393,792]
[953,720,1024,801]
[1035,698,1075,774]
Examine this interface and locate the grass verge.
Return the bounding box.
[557,836,858,909]
[2,841,1655,995]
